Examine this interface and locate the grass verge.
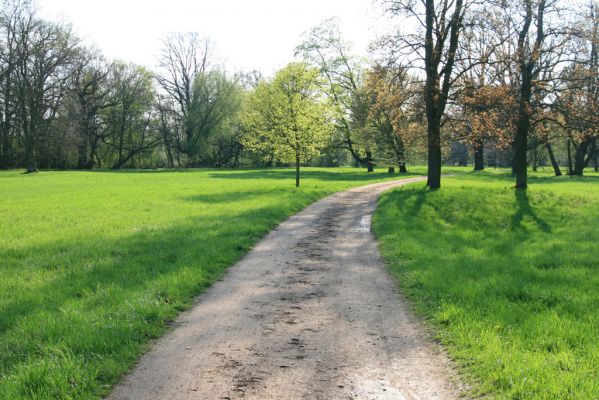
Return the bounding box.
[373,171,599,399]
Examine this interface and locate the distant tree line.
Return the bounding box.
[1,0,598,189]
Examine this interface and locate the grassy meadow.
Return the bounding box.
[374,170,599,399]
[2,166,598,399]
[0,167,413,399]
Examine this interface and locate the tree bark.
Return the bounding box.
[513,99,530,188]
[572,139,591,176]
[591,138,598,172]
[545,143,562,176]
[24,129,37,173]
[77,129,90,169]
[426,123,442,189]
[474,139,485,171]
[513,0,547,189]
[365,150,374,172]
[388,167,395,173]
[513,77,531,188]
[0,123,8,169]
[295,151,300,187]
[567,138,573,175]
[422,0,464,189]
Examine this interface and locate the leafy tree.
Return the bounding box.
[186,70,243,166]
[156,33,213,164]
[362,64,422,172]
[156,33,243,167]
[242,62,332,187]
[455,84,518,170]
[296,19,375,171]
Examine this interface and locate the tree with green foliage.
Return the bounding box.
[362,64,423,173]
[296,19,376,172]
[242,62,331,187]
[186,70,243,166]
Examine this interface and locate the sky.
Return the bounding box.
[37,0,389,75]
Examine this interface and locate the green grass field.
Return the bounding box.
[0,167,415,399]
[2,166,598,399]
[374,170,599,399]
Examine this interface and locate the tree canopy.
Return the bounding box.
[242,62,332,187]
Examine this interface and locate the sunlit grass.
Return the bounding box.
[0,167,413,399]
[374,170,599,399]
[3,165,596,399]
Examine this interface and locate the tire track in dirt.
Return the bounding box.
[108,177,465,400]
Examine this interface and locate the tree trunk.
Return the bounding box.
[427,123,441,189]
[591,138,598,172]
[295,151,300,187]
[567,138,573,175]
[399,163,407,173]
[24,131,37,173]
[572,140,590,176]
[422,0,463,190]
[513,95,530,189]
[474,139,484,171]
[388,167,395,173]
[365,150,374,172]
[165,141,174,168]
[545,143,562,176]
[0,123,9,169]
[77,130,90,169]
[1,68,13,169]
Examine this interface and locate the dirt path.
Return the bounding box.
[109,178,464,400]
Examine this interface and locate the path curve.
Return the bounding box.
[109,177,463,400]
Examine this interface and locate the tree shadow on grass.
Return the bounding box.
[511,190,552,233]
[182,189,295,204]
[452,170,599,185]
[0,203,297,397]
[374,181,599,400]
[395,188,429,217]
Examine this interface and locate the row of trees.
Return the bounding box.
[2,0,597,190]
[0,1,249,172]
[0,0,430,178]
[380,0,599,188]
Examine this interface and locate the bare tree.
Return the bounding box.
[381,0,467,189]
[12,5,78,172]
[554,1,598,176]
[156,33,212,163]
[102,62,161,169]
[69,48,114,168]
[0,0,27,168]
[503,0,572,187]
